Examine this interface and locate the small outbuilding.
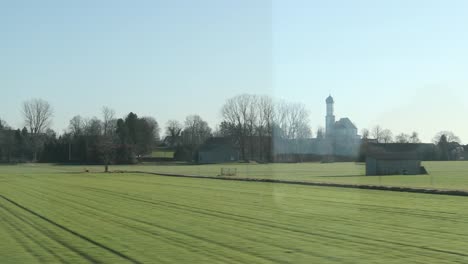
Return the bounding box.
[197,137,240,164]
[366,152,425,176]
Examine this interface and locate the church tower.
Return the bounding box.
[325,95,335,137]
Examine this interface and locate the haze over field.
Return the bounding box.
[1,0,468,142]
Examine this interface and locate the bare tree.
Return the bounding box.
[165,120,183,147]
[22,98,53,161]
[276,101,311,140]
[273,100,311,157]
[102,106,116,136]
[182,115,211,146]
[215,121,236,138]
[409,131,421,143]
[69,115,84,136]
[246,95,259,159]
[432,131,461,144]
[274,101,289,139]
[221,94,253,160]
[361,128,369,140]
[221,94,314,160]
[371,125,383,143]
[290,103,312,139]
[99,107,118,171]
[381,129,393,143]
[22,99,53,135]
[258,96,275,136]
[395,133,410,143]
[97,136,115,172]
[84,117,103,136]
[256,95,275,161]
[222,94,277,160]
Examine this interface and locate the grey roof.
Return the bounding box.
[334,118,357,130]
[367,152,420,160]
[326,95,334,103]
[369,143,435,152]
[198,137,238,152]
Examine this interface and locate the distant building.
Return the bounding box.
[198,137,240,164]
[273,95,362,159]
[324,95,361,157]
[364,143,437,161]
[365,143,427,175]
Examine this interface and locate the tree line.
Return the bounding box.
[1,96,466,165]
[163,94,312,162]
[0,95,314,164]
[0,99,160,166]
[359,126,464,161]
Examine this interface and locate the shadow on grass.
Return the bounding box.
[50,162,192,166]
[316,174,365,178]
[318,174,430,178]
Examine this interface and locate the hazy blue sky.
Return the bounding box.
[1,0,468,143]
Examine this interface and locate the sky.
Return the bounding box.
[1,0,468,143]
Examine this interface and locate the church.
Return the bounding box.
[273,95,361,160]
[323,95,361,157]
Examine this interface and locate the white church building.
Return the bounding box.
[273,95,361,159]
[324,95,361,157]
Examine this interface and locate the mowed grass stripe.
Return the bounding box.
[65,175,468,262]
[3,183,458,264]
[5,175,358,262]
[0,198,106,264]
[63,174,466,242]
[14,182,372,264]
[8,177,340,262]
[3,173,468,262]
[61,185,367,263]
[2,172,468,263]
[0,193,141,264]
[1,179,285,264]
[68,182,454,260]
[1,183,240,264]
[0,202,66,264]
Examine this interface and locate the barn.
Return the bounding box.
[366,152,424,176]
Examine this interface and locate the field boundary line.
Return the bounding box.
[123,171,468,197]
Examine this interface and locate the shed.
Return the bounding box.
[197,137,240,164]
[366,152,424,176]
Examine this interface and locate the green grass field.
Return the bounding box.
[2,161,468,190]
[1,164,468,263]
[150,150,175,159]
